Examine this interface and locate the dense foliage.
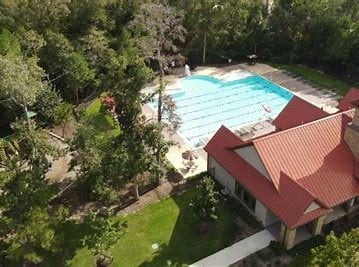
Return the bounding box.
[0,0,357,129]
[174,0,359,74]
[190,176,219,226]
[310,228,359,266]
[0,0,358,265]
[0,120,66,264]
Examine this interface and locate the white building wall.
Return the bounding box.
[255,200,267,225]
[208,156,236,194]
[234,146,271,181]
[209,156,280,227]
[265,208,280,226]
[254,200,280,226]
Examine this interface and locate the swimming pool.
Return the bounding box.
[152,75,293,147]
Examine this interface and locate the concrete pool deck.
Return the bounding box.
[142,63,341,179]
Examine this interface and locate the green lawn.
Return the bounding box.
[84,98,120,137]
[270,63,353,96]
[67,188,238,267]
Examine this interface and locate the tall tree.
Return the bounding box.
[190,176,219,233]
[181,0,258,63]
[82,212,125,267]
[0,54,49,126]
[54,102,74,137]
[33,87,63,127]
[0,120,66,265]
[131,2,186,123]
[71,121,127,203]
[0,0,70,33]
[80,27,112,72]
[105,38,152,130]
[186,0,222,64]
[131,3,185,184]
[117,120,169,199]
[39,31,74,89]
[64,52,95,104]
[8,119,62,171]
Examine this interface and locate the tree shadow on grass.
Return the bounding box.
[47,220,93,266]
[50,216,125,266]
[139,190,238,267]
[0,219,93,267]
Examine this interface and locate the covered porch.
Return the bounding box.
[267,197,359,249]
[267,214,326,249]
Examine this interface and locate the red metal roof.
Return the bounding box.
[205,109,359,228]
[355,158,359,180]
[292,208,331,228]
[254,110,359,208]
[205,127,327,228]
[272,96,328,130]
[338,88,359,111]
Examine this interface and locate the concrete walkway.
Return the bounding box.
[239,63,340,113]
[190,229,275,267]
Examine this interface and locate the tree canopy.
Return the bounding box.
[310,229,359,266]
[0,0,358,265]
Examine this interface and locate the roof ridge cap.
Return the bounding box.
[253,109,354,144]
[292,95,328,111]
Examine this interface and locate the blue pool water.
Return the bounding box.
[152,75,293,147]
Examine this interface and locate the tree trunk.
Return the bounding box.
[75,88,79,105]
[157,56,164,123]
[157,84,162,123]
[202,32,207,64]
[23,103,31,129]
[156,52,164,186]
[133,184,140,200]
[96,255,113,267]
[155,132,162,186]
[62,122,66,138]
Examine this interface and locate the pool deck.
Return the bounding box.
[142,63,342,178]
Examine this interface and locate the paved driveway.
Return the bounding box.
[190,229,275,267]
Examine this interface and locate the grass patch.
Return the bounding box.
[67,187,238,267]
[270,63,352,96]
[84,98,120,137]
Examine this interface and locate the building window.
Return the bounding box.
[235,181,256,211]
[235,181,244,199]
[243,190,256,211]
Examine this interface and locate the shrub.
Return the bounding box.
[186,171,208,183]
[269,240,287,256]
[289,235,324,257]
[274,259,281,266]
[190,176,219,228]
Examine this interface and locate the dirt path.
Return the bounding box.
[117,180,189,215]
[46,137,76,187]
